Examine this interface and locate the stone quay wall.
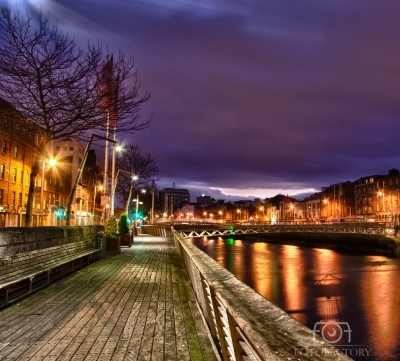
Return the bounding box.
[0,226,104,258]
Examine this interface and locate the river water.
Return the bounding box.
[192,236,400,361]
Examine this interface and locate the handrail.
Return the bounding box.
[172,228,352,361]
[177,224,396,238]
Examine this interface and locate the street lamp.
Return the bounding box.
[132,189,146,230]
[109,146,124,216]
[110,169,138,216]
[92,184,103,225]
[66,133,117,225]
[40,157,57,226]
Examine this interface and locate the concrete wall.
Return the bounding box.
[242,232,400,255]
[0,226,104,258]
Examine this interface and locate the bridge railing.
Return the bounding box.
[177,224,397,239]
[172,228,352,361]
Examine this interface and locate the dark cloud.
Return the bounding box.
[20,0,400,199]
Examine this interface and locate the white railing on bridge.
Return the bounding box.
[177,224,396,239]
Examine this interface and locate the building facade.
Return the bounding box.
[158,188,190,218]
[0,98,44,226]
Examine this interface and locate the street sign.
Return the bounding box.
[101,195,108,206]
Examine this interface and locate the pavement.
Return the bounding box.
[0,235,218,361]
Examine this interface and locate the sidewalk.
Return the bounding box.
[0,235,218,361]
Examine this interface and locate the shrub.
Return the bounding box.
[105,215,118,238]
[118,212,130,235]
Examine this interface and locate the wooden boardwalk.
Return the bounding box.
[0,235,218,361]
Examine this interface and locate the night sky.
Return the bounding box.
[12,0,400,201]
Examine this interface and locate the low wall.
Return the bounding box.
[0,226,104,258]
[172,229,352,361]
[242,232,400,255]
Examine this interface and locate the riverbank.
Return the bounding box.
[242,232,400,256]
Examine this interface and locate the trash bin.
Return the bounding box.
[96,231,106,259]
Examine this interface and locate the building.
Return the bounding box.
[158,188,190,217]
[0,98,44,226]
[50,140,101,225]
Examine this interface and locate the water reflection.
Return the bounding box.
[192,237,400,361]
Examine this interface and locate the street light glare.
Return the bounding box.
[49,158,57,167]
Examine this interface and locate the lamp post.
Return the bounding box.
[110,169,137,216]
[150,179,155,224]
[132,189,145,231]
[40,157,56,226]
[92,184,103,225]
[109,145,124,216]
[66,134,116,225]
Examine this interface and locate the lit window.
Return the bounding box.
[12,168,17,183]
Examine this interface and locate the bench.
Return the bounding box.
[0,239,101,308]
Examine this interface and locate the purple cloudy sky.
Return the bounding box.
[14,0,400,201]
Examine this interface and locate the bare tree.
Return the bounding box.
[0,4,150,225]
[115,145,159,205]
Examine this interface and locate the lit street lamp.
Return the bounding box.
[132,189,146,231]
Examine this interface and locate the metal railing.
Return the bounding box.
[178,224,397,239]
[172,228,352,361]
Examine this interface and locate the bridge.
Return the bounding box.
[176,223,397,238]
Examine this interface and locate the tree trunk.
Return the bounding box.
[25,158,40,227]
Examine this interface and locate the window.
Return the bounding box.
[19,170,23,185]
[14,145,18,159]
[1,140,6,154]
[69,146,73,151]
[3,116,7,128]
[18,193,22,207]
[377,182,380,188]
[11,191,15,206]
[34,133,39,145]
[0,164,4,179]
[0,189,3,204]
[12,168,17,183]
